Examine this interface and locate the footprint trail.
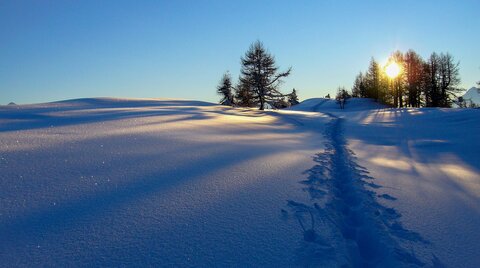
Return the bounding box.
[285,109,434,267]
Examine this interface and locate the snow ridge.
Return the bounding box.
[286,111,432,267]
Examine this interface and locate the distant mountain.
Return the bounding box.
[7,102,16,106]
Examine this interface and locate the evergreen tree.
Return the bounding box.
[216,72,235,106]
[438,53,461,107]
[404,50,424,107]
[239,41,291,110]
[352,49,462,108]
[288,88,300,106]
[364,58,381,101]
[423,52,461,107]
[352,72,367,98]
[234,79,256,107]
[379,67,390,105]
[388,51,405,107]
[423,55,438,107]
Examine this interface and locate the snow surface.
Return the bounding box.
[290,98,480,267]
[0,98,329,266]
[461,87,480,106]
[1,97,479,267]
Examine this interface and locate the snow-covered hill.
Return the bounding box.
[461,87,480,107]
[1,97,479,267]
[0,98,329,266]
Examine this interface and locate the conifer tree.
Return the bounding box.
[423,55,438,107]
[365,58,381,101]
[438,53,461,107]
[352,49,461,108]
[216,72,235,106]
[423,52,461,107]
[234,79,256,107]
[288,88,300,106]
[352,72,367,98]
[239,41,291,110]
[404,50,424,107]
[388,51,405,107]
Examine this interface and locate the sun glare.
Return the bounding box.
[385,62,401,79]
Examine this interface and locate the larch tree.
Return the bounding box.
[216,72,235,106]
[423,52,461,107]
[423,54,439,107]
[239,41,291,110]
[234,78,256,107]
[288,88,299,106]
[352,49,462,108]
[389,50,405,107]
[364,58,381,101]
[404,50,424,107]
[352,72,367,98]
[438,53,461,107]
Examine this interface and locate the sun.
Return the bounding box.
[385,61,401,78]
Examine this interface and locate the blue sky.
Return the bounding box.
[1,0,479,104]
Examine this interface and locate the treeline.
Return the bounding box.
[351,50,462,108]
[216,41,299,110]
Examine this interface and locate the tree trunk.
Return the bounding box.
[259,98,265,110]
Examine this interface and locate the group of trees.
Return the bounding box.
[216,41,298,110]
[351,49,462,108]
[216,44,470,110]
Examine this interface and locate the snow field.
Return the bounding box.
[1,97,479,267]
[0,98,328,266]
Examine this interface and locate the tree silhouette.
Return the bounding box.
[364,58,381,101]
[388,51,405,107]
[288,88,300,106]
[239,41,291,110]
[437,53,461,107]
[352,72,367,98]
[404,50,424,107]
[423,53,461,107]
[216,72,235,106]
[354,49,463,108]
[234,78,256,107]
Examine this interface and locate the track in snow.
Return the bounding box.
[285,103,434,267]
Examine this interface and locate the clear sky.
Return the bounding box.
[1,0,479,104]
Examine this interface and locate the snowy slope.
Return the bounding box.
[1,97,479,267]
[290,98,480,267]
[462,87,480,106]
[0,98,330,266]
